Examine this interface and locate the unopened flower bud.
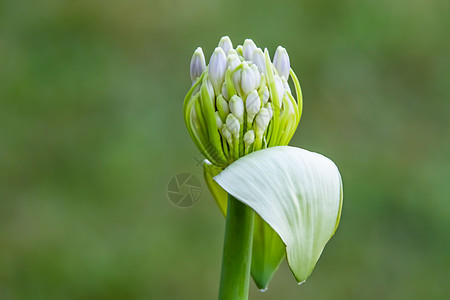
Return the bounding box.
[255,108,272,136]
[283,78,291,95]
[246,90,261,123]
[221,124,233,145]
[226,114,240,137]
[264,102,273,120]
[273,46,290,79]
[191,104,200,128]
[218,36,233,55]
[260,85,270,105]
[221,82,229,100]
[232,68,242,95]
[243,39,257,61]
[274,75,284,107]
[209,47,227,94]
[236,45,243,57]
[252,48,266,74]
[241,62,257,96]
[251,64,261,87]
[229,95,244,123]
[215,111,223,129]
[184,37,302,166]
[217,94,230,120]
[228,49,238,57]
[227,54,241,70]
[205,77,215,102]
[284,96,295,114]
[244,130,255,146]
[190,47,206,81]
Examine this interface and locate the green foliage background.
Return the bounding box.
[1,0,449,299]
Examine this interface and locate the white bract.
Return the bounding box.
[215,146,343,283]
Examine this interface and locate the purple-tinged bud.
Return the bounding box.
[190,47,206,81]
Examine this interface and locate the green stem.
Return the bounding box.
[219,194,255,300]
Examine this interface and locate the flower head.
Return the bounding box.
[184,37,342,293]
[184,37,303,167]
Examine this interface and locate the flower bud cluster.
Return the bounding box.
[184,36,303,167]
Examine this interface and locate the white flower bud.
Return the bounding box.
[243,39,257,61]
[284,96,295,114]
[260,85,269,105]
[205,77,215,101]
[226,114,240,137]
[191,104,200,128]
[227,54,241,71]
[246,90,261,123]
[218,36,233,55]
[190,47,206,81]
[252,48,266,74]
[217,94,229,120]
[283,78,292,95]
[251,64,261,87]
[229,95,244,123]
[274,75,284,107]
[240,62,257,96]
[273,46,290,79]
[236,45,243,57]
[232,68,242,95]
[228,49,238,56]
[255,108,272,136]
[244,130,255,146]
[215,111,223,130]
[192,82,201,95]
[221,124,233,145]
[209,47,227,94]
[264,102,273,120]
[221,82,229,100]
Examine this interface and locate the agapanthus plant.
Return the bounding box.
[183,36,343,299]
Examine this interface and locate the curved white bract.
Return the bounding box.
[214,146,343,282]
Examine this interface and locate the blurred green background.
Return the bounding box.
[1,0,449,299]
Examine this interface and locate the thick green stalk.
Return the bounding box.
[219,194,255,300]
